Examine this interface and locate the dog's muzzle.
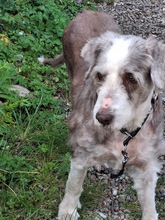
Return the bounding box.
[96,111,114,125]
[95,97,114,125]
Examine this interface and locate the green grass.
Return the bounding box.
[0,103,70,219]
[0,0,98,219]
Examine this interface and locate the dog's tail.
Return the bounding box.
[38,53,64,67]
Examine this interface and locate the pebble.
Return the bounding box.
[97,212,107,219]
[112,188,118,196]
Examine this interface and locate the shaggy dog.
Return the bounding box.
[39,10,165,220]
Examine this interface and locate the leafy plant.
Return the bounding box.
[0,0,99,219]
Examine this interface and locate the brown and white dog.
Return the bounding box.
[39,10,165,220]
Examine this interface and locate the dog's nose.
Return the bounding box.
[96,111,114,125]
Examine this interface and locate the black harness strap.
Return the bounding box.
[120,112,150,146]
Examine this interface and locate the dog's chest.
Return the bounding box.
[91,132,154,170]
[71,119,159,170]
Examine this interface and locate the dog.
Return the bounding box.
[39,10,165,220]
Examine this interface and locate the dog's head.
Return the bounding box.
[81,32,165,130]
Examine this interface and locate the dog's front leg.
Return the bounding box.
[58,157,87,220]
[131,165,159,220]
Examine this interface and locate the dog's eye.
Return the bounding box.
[123,72,138,94]
[125,72,137,84]
[96,72,104,82]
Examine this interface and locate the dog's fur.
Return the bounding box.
[39,10,165,220]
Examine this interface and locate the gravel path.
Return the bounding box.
[85,1,165,219]
[99,0,165,40]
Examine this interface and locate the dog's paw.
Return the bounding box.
[58,209,80,220]
[58,200,81,220]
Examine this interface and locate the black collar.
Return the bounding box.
[111,93,158,179]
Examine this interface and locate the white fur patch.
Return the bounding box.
[104,37,130,66]
[38,56,45,64]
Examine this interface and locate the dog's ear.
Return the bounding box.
[81,38,102,67]
[81,36,113,80]
[146,35,165,91]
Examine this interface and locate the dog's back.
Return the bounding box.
[63,10,121,78]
